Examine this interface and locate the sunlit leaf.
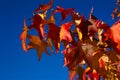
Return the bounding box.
[20,20,28,52]
[76,28,82,40]
[111,20,120,51]
[60,22,72,42]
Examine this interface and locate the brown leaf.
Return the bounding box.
[111,7,120,19]
[107,50,119,62]
[27,34,50,60]
[88,70,99,80]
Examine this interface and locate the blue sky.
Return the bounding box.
[0,0,117,80]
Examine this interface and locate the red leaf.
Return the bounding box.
[28,14,46,39]
[63,45,84,69]
[60,22,73,42]
[111,20,120,51]
[88,70,99,80]
[99,58,105,68]
[83,67,91,80]
[20,20,28,52]
[63,45,78,66]
[54,6,75,21]
[47,23,60,53]
[69,70,77,80]
[34,0,53,12]
[99,22,111,41]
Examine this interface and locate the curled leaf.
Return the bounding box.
[20,20,28,52]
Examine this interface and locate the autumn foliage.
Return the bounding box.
[20,0,120,79]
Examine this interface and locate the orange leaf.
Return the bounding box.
[27,34,50,60]
[60,22,72,42]
[20,20,28,52]
[99,58,105,68]
[34,0,53,12]
[111,20,120,51]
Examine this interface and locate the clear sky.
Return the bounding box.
[0,0,117,80]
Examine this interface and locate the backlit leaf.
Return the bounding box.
[54,6,75,21]
[20,20,28,52]
[111,20,120,51]
[60,22,72,42]
[28,14,46,39]
[76,28,82,40]
[47,23,60,53]
[27,34,50,60]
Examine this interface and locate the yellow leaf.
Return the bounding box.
[76,28,82,40]
[38,10,47,19]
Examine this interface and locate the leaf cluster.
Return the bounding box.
[20,0,120,79]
